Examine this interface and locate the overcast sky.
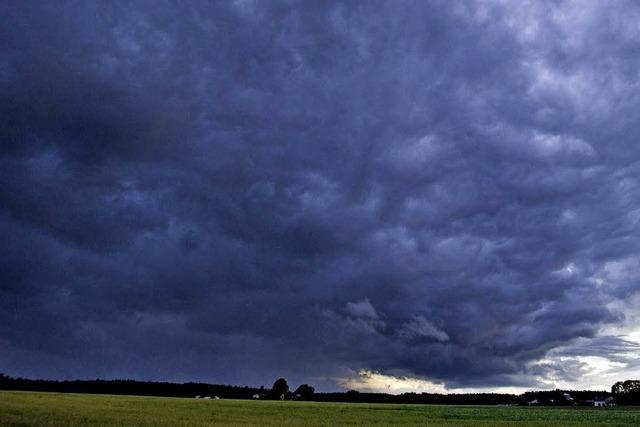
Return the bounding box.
[2,0,640,393]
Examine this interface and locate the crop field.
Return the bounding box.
[1,391,640,426]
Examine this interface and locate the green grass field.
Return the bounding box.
[1,391,640,426]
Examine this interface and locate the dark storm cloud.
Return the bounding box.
[2,0,640,390]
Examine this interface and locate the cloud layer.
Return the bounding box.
[2,0,640,391]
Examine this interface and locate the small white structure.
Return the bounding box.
[195,395,201,399]
[252,394,260,399]
[563,393,574,402]
[203,396,212,400]
[527,399,538,406]
[214,396,220,400]
[594,396,614,407]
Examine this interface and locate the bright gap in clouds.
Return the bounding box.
[339,370,529,395]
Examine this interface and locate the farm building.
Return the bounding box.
[594,396,615,407]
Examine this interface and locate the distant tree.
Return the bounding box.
[612,380,640,394]
[272,378,289,399]
[294,384,315,399]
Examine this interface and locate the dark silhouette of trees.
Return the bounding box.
[612,380,640,404]
[0,373,261,399]
[3,372,639,406]
[294,384,315,399]
[612,380,640,394]
[272,378,289,399]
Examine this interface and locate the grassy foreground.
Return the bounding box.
[1,391,640,426]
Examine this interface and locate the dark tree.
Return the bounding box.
[612,380,640,404]
[294,384,315,399]
[612,380,640,394]
[272,378,289,399]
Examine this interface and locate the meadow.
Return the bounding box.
[1,390,640,426]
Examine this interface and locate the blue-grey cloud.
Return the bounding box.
[2,0,640,390]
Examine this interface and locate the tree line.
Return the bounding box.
[2,373,639,405]
[0,373,312,401]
